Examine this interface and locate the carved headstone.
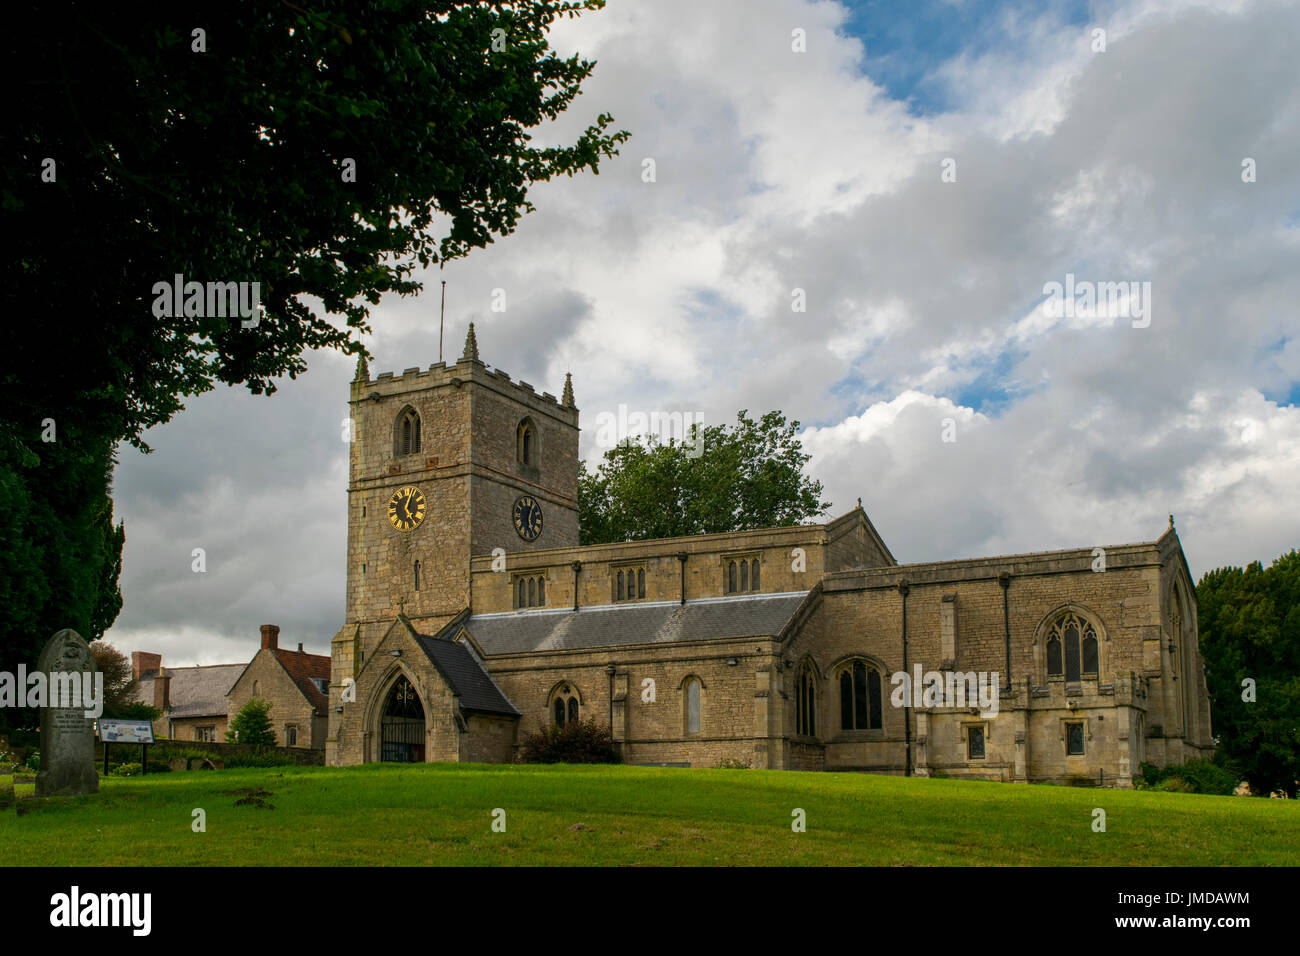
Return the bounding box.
[34,629,99,797]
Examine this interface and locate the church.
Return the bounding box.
[325,327,1214,786]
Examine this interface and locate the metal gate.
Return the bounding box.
[380,676,425,762]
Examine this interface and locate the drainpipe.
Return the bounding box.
[571,561,582,612]
[677,551,688,605]
[999,571,1012,694]
[898,579,911,777]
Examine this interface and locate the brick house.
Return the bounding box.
[324,328,1214,785]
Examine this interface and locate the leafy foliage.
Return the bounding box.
[226,699,277,747]
[579,410,829,544]
[1,2,625,706]
[1197,550,1300,797]
[88,641,154,719]
[519,719,621,763]
[1135,759,1237,796]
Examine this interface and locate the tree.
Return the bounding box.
[579,410,830,544]
[6,0,627,451]
[1,2,626,696]
[227,699,277,747]
[1197,550,1300,797]
[89,640,138,718]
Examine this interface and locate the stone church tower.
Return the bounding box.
[326,327,578,764]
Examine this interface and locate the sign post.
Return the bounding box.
[97,719,156,776]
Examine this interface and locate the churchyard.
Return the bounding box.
[3,762,1298,866]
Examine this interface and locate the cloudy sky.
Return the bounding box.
[106,0,1300,666]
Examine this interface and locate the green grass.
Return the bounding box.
[2,763,1297,866]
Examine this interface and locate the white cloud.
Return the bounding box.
[106,0,1300,664]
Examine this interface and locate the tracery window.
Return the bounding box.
[1045,611,1099,681]
[837,660,883,731]
[552,684,580,727]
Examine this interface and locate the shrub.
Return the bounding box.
[1138,759,1237,795]
[111,762,142,777]
[226,698,276,746]
[519,720,621,764]
[25,750,39,771]
[1155,776,1196,793]
[715,757,751,769]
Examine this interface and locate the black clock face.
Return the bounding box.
[513,495,543,541]
[387,486,426,532]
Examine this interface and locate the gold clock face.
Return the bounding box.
[387,486,426,532]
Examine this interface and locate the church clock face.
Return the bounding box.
[387,486,426,532]
[513,495,543,541]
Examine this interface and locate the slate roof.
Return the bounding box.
[462,591,813,656]
[413,629,520,717]
[272,648,332,713]
[137,663,245,719]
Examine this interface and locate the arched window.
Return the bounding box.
[552,684,579,727]
[728,561,737,592]
[1045,612,1100,680]
[517,419,537,465]
[837,660,883,731]
[740,560,748,591]
[537,577,545,605]
[795,664,816,737]
[413,560,421,591]
[637,568,645,599]
[617,570,625,601]
[518,579,527,607]
[685,678,701,734]
[394,406,422,456]
[751,559,760,590]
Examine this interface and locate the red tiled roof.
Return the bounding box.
[273,648,331,712]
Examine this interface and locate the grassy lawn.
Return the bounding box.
[2,763,1297,866]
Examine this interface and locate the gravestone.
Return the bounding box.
[34,629,99,797]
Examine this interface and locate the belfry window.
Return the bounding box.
[395,407,422,456]
[517,419,537,466]
[413,560,421,591]
[837,660,883,731]
[1046,612,1099,681]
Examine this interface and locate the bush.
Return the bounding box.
[25,750,39,771]
[519,720,621,764]
[715,757,751,769]
[226,698,277,746]
[1138,759,1237,795]
[111,762,142,777]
